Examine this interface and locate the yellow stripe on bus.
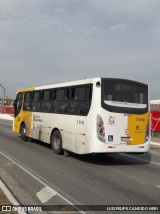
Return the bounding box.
[17,87,35,93]
[127,112,149,145]
[14,88,35,136]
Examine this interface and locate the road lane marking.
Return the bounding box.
[2,129,18,136]
[36,186,57,203]
[0,151,87,214]
[4,130,14,134]
[0,121,13,127]
[120,153,160,166]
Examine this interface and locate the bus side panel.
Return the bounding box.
[30,113,87,153]
[73,116,86,154]
[29,112,55,143]
[58,115,86,154]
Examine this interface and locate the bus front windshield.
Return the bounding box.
[102,80,148,114]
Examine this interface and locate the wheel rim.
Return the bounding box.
[22,126,26,138]
[53,136,61,150]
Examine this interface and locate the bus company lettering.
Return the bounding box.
[33,115,43,122]
[108,116,115,124]
[135,125,143,133]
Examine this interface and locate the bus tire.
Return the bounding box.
[51,130,63,155]
[20,123,28,141]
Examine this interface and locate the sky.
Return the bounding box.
[0,0,160,100]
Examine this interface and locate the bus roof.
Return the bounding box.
[17,77,100,92]
[17,77,147,93]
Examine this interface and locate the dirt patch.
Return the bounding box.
[0,188,18,214]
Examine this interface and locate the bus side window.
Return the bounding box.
[70,87,90,115]
[23,92,33,111]
[32,91,41,112]
[41,90,52,113]
[52,90,57,113]
[51,85,92,115]
[84,86,92,114]
[86,87,92,100]
[53,90,56,100]
[52,89,69,114]
[74,87,86,100]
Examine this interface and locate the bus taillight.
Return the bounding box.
[97,115,105,142]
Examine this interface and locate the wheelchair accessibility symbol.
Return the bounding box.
[108,135,113,142]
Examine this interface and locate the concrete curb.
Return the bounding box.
[150,141,160,147]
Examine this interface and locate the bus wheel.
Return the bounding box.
[51,130,63,155]
[20,124,28,141]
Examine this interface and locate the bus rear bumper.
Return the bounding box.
[92,141,150,154]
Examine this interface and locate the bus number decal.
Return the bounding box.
[77,120,84,125]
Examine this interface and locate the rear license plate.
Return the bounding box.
[121,137,132,142]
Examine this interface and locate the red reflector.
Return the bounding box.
[99,128,104,134]
[138,146,144,148]
[108,146,116,148]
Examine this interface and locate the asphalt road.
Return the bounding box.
[0,119,160,213]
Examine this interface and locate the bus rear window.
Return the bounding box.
[102,79,148,114]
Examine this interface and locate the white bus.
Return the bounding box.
[13,78,150,154]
